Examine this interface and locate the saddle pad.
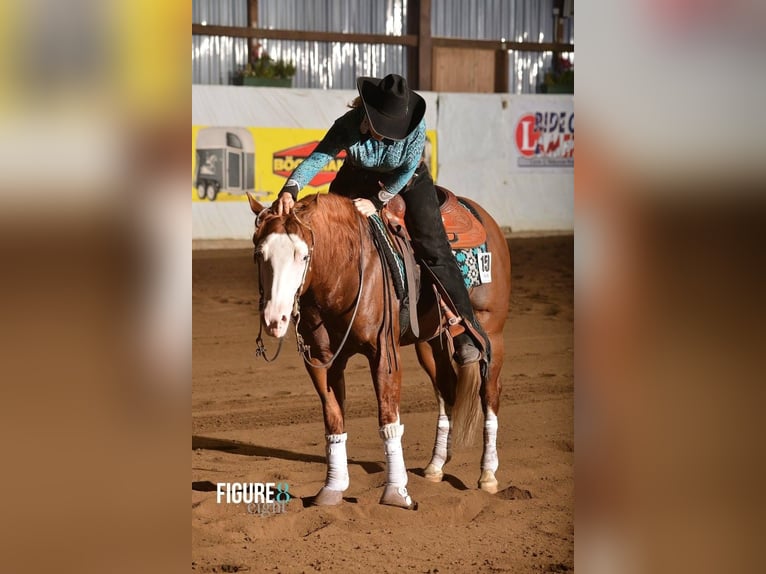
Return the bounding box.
[453,199,491,288]
[454,244,490,289]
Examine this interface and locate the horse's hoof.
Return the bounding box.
[479,480,498,494]
[312,487,344,506]
[478,470,498,494]
[423,464,444,482]
[379,485,417,509]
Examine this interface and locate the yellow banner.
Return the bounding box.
[192,126,438,203]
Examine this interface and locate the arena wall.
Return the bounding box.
[192,85,573,239]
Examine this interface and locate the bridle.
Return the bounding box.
[254,206,366,372]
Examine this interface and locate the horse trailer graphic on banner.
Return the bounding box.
[194,127,255,201]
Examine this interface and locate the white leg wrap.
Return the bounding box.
[481,411,499,472]
[429,415,451,470]
[324,433,349,491]
[379,423,408,487]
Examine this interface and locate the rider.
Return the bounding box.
[274,73,484,365]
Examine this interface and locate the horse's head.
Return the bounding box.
[247,193,311,339]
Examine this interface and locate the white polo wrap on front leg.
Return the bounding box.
[324,433,349,491]
[481,411,499,472]
[430,414,451,469]
[379,423,408,488]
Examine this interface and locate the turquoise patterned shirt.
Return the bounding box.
[284,106,426,200]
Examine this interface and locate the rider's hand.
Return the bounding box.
[352,198,376,218]
[275,191,295,215]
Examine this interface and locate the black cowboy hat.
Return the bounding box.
[356,74,426,141]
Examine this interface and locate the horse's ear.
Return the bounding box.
[246,192,265,215]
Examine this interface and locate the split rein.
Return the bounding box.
[254,207,365,370]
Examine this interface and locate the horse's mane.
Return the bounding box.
[284,194,365,247]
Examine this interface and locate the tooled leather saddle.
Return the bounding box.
[376,186,486,344]
[381,186,486,249]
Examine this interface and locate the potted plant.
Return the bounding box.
[233,46,296,88]
[538,55,574,94]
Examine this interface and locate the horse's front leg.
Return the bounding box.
[304,357,350,506]
[300,311,350,506]
[369,346,415,509]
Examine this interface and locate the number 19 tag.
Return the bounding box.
[477,252,492,283]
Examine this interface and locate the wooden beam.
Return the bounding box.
[192,24,418,47]
[494,50,509,93]
[406,0,420,88]
[246,0,258,61]
[418,0,432,91]
[433,36,574,53]
[191,25,573,55]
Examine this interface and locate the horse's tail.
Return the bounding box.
[450,362,482,448]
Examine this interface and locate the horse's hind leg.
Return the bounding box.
[424,397,451,482]
[478,329,503,493]
[416,340,456,482]
[305,357,350,506]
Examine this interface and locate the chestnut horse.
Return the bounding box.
[247,192,510,509]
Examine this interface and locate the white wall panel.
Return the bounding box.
[192,86,572,239]
[436,93,573,231]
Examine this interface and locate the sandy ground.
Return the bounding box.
[192,235,573,573]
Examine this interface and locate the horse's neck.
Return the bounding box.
[304,220,368,307]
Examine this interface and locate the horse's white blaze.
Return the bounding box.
[258,232,309,338]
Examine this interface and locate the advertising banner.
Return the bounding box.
[510,97,574,171]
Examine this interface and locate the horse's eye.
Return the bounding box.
[302,255,309,262]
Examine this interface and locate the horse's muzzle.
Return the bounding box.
[263,311,289,338]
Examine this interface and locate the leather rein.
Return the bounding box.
[254,207,365,370]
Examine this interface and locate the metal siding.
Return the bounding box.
[192,0,249,85]
[433,0,572,93]
[192,0,572,93]
[257,0,407,89]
